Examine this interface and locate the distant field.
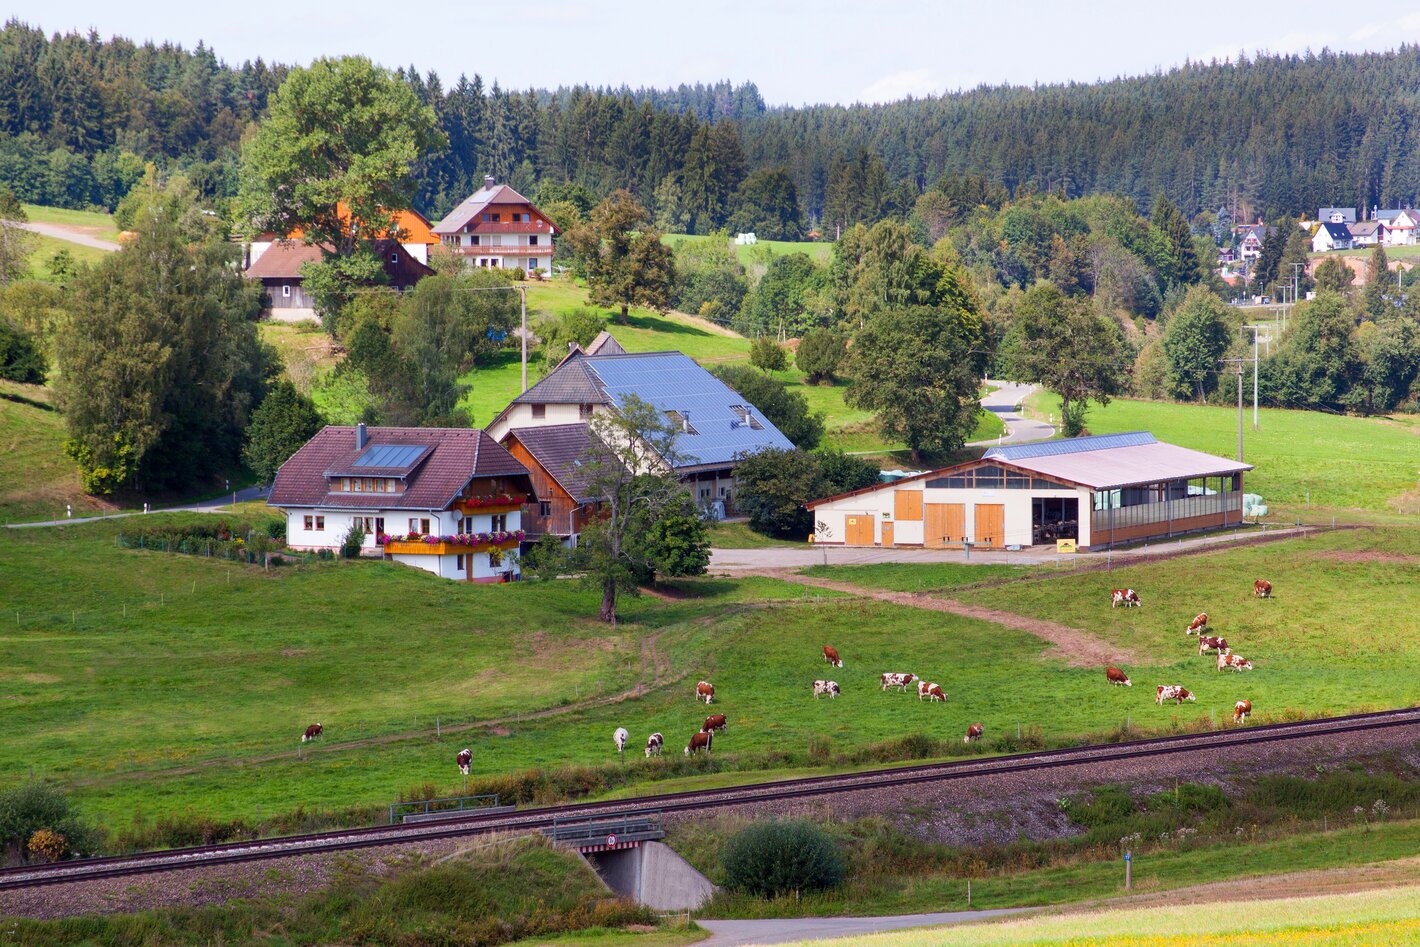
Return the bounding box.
[665,233,833,265]
[22,203,120,242]
[1026,392,1420,512]
[27,232,109,280]
[6,521,1420,826]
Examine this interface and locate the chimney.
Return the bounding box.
[356,422,368,450]
[483,175,496,190]
[681,411,690,433]
[742,408,753,428]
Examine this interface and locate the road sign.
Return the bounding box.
[606,834,617,846]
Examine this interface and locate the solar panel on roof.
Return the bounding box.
[984,431,1156,461]
[352,444,426,469]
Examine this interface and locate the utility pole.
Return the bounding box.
[1222,358,1246,461]
[1243,325,1267,430]
[520,286,528,393]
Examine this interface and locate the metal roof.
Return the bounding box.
[582,352,794,467]
[984,431,1157,461]
[352,444,428,469]
[985,437,1251,491]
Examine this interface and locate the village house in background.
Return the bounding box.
[488,339,793,520]
[243,207,438,320]
[269,423,535,582]
[808,432,1250,552]
[1311,221,1354,253]
[431,176,558,273]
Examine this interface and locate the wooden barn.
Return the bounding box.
[807,432,1252,551]
[500,423,603,545]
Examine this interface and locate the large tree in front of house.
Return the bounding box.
[1003,281,1128,437]
[574,395,707,623]
[243,381,323,483]
[237,56,445,331]
[1162,285,1233,401]
[567,190,675,322]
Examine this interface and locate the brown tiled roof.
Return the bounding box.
[244,240,434,284]
[511,358,610,405]
[432,182,557,235]
[503,423,603,502]
[269,426,533,511]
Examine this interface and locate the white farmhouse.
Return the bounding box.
[269,424,536,582]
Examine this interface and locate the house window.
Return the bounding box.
[528,259,539,271]
[386,479,397,493]
[315,516,325,531]
[282,284,292,298]
[361,517,376,533]
[390,253,399,263]
[579,404,595,419]
[409,517,431,534]
[531,404,546,419]
[304,515,313,530]
[353,478,363,493]
[456,554,465,570]
[461,516,474,532]
[700,488,711,499]
[492,213,501,222]
[339,478,350,492]
[482,213,490,221]
[471,235,480,245]
[491,514,508,532]
[528,235,538,246]
[539,500,552,517]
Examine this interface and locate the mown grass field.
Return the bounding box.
[1026,391,1420,512]
[664,232,833,265]
[4,518,1420,829]
[0,381,116,523]
[27,232,110,279]
[21,203,119,241]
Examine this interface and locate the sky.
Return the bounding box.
[14,1,1420,106]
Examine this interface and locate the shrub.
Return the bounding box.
[750,335,788,372]
[795,329,846,384]
[341,522,366,559]
[26,829,66,863]
[0,316,46,384]
[0,783,99,864]
[721,819,844,897]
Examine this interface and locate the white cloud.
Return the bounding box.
[855,68,940,104]
[1349,23,1380,42]
[1401,10,1420,31]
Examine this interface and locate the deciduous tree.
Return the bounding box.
[794,328,847,384]
[567,190,675,321]
[1162,287,1233,401]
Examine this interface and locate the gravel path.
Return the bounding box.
[968,381,1055,446]
[18,220,120,251]
[776,571,1139,666]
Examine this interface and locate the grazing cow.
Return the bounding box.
[1111,588,1141,608]
[456,748,472,775]
[695,681,715,704]
[812,680,841,699]
[917,680,946,702]
[1105,666,1132,687]
[685,731,712,755]
[1198,635,1229,656]
[702,713,727,733]
[1233,700,1252,724]
[613,727,629,754]
[823,645,843,668]
[1254,579,1273,598]
[1155,685,1196,705]
[880,672,918,692]
[645,732,664,757]
[964,723,984,743]
[1218,652,1253,672]
[1186,612,1209,635]
[301,723,323,743]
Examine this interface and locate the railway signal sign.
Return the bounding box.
[606,834,617,846]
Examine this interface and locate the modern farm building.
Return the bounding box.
[807,433,1252,551]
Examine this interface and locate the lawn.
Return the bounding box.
[0,381,116,524]
[1026,391,1420,512]
[800,562,1027,593]
[664,233,832,266]
[27,232,110,280]
[7,519,1420,828]
[707,519,806,549]
[22,203,120,242]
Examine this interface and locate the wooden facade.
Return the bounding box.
[502,433,594,540]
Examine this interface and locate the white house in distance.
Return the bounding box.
[431,176,558,273]
[268,423,536,582]
[1375,208,1419,246]
[807,433,1251,552]
[1312,222,1354,253]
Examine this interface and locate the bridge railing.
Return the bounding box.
[389,793,501,824]
[547,811,663,847]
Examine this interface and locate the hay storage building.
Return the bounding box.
[806,432,1251,551]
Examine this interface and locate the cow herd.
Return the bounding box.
[1106,579,1270,727]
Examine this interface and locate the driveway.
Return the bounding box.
[5,485,271,529]
[968,381,1054,446]
[697,908,1028,946]
[19,221,121,252]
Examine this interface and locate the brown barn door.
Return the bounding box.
[881,521,895,547]
[924,504,965,548]
[844,514,876,546]
[974,504,1005,548]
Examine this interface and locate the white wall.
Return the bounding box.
[280,505,522,580]
[487,402,595,440]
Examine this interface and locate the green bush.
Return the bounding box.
[0,783,101,864]
[340,522,366,559]
[721,819,844,897]
[795,329,846,384]
[750,335,788,372]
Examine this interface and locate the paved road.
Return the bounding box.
[5,485,270,529]
[968,381,1055,446]
[697,908,1028,946]
[18,221,121,252]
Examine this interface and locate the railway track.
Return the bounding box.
[4,706,1418,892]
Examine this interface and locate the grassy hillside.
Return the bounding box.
[664,233,832,265]
[22,203,120,241]
[27,232,109,279]
[5,518,1419,827]
[1027,392,1420,512]
[0,382,113,523]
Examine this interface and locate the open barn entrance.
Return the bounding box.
[1032,497,1078,545]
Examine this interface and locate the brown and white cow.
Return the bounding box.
[880,672,918,692]
[301,723,323,743]
[1186,612,1209,635]
[964,723,984,743]
[685,731,712,755]
[1254,579,1272,598]
[613,727,629,754]
[1233,700,1252,724]
[695,681,715,704]
[1218,652,1253,672]
[456,748,472,775]
[1198,635,1229,656]
[645,732,664,757]
[702,713,727,733]
[917,680,946,702]
[1111,588,1141,608]
[1155,685,1196,705]
[1105,666,1132,687]
[812,680,841,699]
[823,645,843,668]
